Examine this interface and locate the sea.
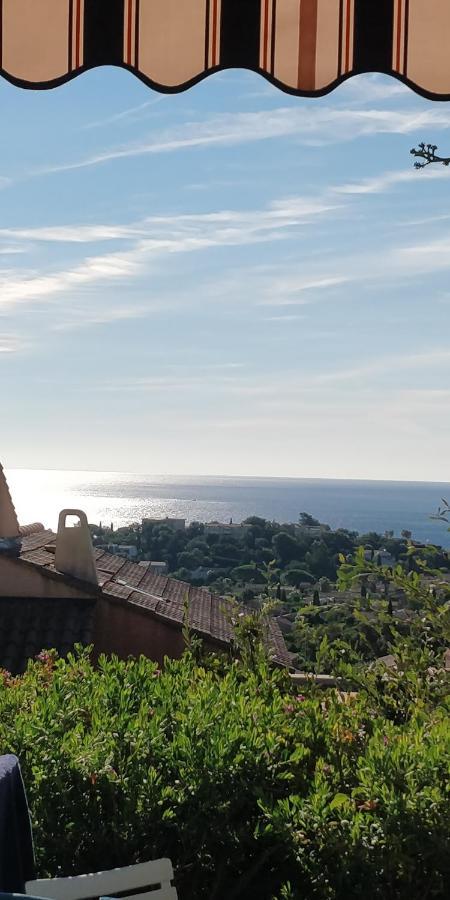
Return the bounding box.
[5,469,450,548]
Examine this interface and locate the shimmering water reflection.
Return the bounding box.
[5,469,450,546]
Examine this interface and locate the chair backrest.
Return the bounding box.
[26,860,177,900]
[0,894,47,900]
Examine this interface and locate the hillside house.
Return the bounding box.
[0,465,290,675]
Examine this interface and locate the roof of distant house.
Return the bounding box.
[13,529,291,668]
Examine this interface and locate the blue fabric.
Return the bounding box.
[0,756,35,891]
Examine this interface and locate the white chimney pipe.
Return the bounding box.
[54,509,98,586]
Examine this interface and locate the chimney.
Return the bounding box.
[0,463,20,543]
[54,509,98,586]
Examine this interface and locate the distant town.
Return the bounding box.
[90,512,450,670]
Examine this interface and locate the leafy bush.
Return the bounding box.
[0,623,449,900]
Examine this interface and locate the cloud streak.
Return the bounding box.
[0,195,339,313]
[34,105,450,176]
[0,334,24,353]
[333,165,449,195]
[0,196,338,246]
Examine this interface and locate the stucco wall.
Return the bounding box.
[0,556,95,599]
[93,596,226,667]
[93,595,186,666]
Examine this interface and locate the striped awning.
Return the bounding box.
[1,1,450,100]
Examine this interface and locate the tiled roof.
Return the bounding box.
[0,596,96,675]
[17,531,291,667]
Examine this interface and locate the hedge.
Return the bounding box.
[1,640,449,899]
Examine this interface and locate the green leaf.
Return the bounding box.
[330,792,351,810]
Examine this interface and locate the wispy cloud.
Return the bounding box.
[258,275,349,306]
[397,231,450,273]
[50,303,156,333]
[82,96,166,130]
[310,349,450,385]
[0,196,338,247]
[5,190,446,323]
[35,105,450,176]
[0,224,146,244]
[399,212,450,227]
[264,314,306,322]
[333,165,448,195]
[0,334,24,353]
[90,348,450,400]
[338,74,411,104]
[0,245,27,255]
[0,247,144,311]
[0,195,340,314]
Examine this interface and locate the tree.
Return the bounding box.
[243,516,268,528]
[272,531,302,565]
[231,564,260,584]
[358,532,383,550]
[185,522,205,539]
[410,142,450,169]
[383,538,407,561]
[284,568,315,589]
[298,512,321,527]
[186,538,210,556]
[321,529,354,554]
[178,549,204,570]
[318,577,331,593]
[305,541,336,579]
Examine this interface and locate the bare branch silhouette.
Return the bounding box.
[410,142,450,169]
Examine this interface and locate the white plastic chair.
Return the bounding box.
[26,859,177,900]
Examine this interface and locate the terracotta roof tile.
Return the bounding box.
[20,529,54,553]
[155,599,184,624]
[111,560,147,589]
[161,578,188,605]
[268,620,292,667]
[94,549,106,563]
[189,588,211,635]
[96,554,127,575]
[0,597,95,675]
[139,572,168,597]
[129,591,160,612]
[210,596,234,645]
[20,549,56,567]
[106,582,134,601]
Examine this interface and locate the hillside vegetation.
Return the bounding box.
[1,555,449,899]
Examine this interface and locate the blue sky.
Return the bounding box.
[1,67,450,481]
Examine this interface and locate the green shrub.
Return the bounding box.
[0,635,449,900]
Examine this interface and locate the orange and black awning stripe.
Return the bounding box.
[1,1,450,100]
